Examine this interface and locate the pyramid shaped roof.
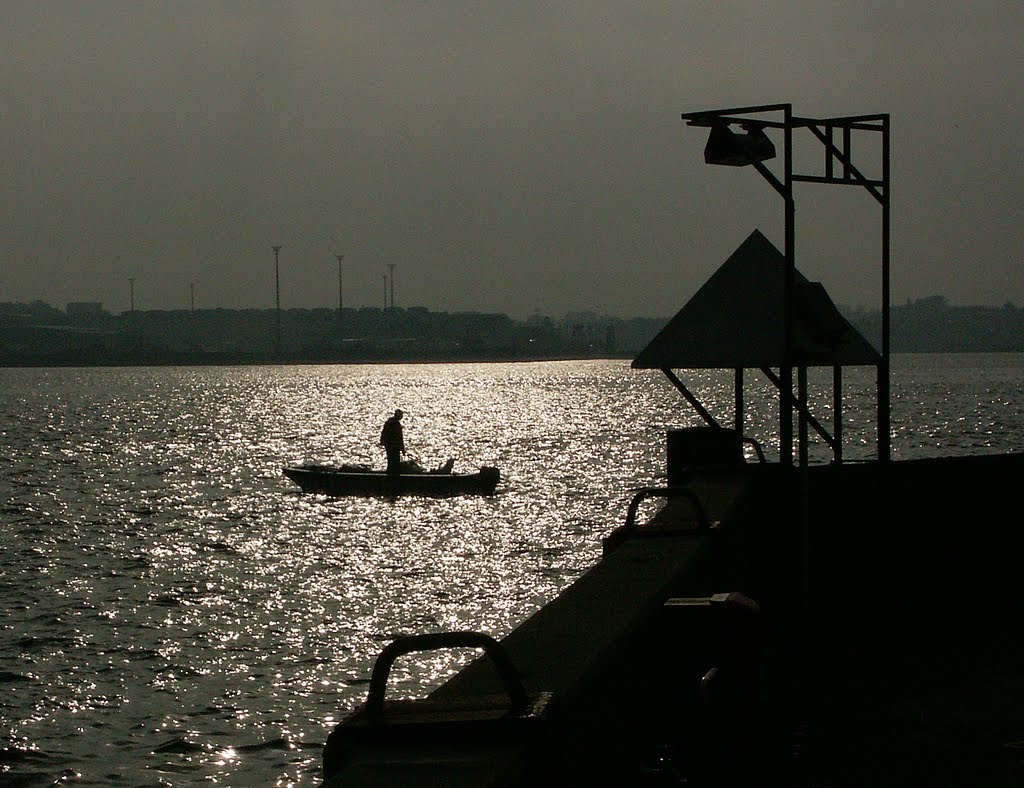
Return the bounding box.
[632,230,881,369]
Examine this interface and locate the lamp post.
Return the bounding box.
[342,251,350,337]
[679,103,890,466]
[382,273,388,309]
[387,263,395,308]
[272,244,282,353]
[684,104,796,465]
[127,277,137,349]
[680,103,891,613]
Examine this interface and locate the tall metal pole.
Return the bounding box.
[880,114,891,462]
[336,254,344,340]
[782,104,795,467]
[382,274,388,309]
[190,281,195,312]
[272,245,282,353]
[387,263,396,308]
[128,277,137,348]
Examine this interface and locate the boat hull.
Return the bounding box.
[283,465,500,497]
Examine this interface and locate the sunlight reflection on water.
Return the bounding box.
[0,356,1021,784]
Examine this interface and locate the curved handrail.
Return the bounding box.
[364,631,527,721]
[623,486,712,531]
[603,485,713,555]
[741,436,766,463]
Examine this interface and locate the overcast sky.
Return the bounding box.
[3,2,1022,318]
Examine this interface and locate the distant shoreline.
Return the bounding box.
[0,351,636,369]
[4,296,1024,366]
[2,348,1021,370]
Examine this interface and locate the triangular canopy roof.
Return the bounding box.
[632,230,881,369]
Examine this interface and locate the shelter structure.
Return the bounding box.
[633,229,881,464]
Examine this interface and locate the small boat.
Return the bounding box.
[282,463,500,497]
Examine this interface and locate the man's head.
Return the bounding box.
[394,409,403,419]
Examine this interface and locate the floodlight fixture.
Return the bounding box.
[704,123,776,166]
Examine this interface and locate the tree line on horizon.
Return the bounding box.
[840,295,1024,353]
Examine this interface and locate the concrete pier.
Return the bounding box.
[322,453,1024,786]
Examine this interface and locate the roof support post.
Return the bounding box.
[734,367,744,435]
[798,366,809,468]
[833,365,843,464]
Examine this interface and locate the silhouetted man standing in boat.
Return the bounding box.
[380,409,405,473]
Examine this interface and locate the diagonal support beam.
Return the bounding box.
[751,158,787,198]
[803,125,885,204]
[759,366,838,452]
[662,368,720,428]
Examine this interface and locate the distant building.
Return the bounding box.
[67,302,104,318]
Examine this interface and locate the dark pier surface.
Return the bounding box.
[322,453,1024,786]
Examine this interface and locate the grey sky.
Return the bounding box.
[3,2,1022,317]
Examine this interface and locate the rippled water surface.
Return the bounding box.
[1,356,1022,785]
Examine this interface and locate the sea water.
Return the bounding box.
[1,356,1022,785]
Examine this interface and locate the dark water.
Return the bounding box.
[1,356,1021,785]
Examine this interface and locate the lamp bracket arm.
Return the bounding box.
[751,159,787,197]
